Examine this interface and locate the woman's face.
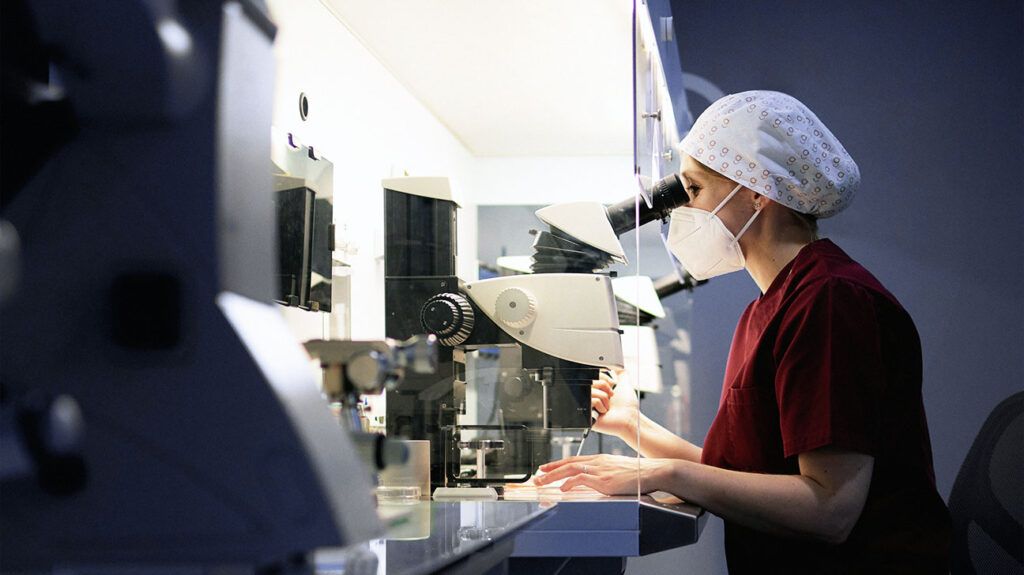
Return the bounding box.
[680,154,758,237]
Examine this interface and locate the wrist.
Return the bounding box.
[623,412,645,441]
[602,412,639,441]
[622,411,638,437]
[650,458,680,493]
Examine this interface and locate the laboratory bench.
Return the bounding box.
[314,490,705,575]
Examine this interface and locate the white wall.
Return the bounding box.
[268,0,646,342]
[471,155,636,205]
[269,0,479,340]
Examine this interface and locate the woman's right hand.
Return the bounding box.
[590,369,640,439]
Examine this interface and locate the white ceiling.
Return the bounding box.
[320,0,635,157]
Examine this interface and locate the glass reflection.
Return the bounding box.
[315,502,545,574]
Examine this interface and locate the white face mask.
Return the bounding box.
[667,183,762,280]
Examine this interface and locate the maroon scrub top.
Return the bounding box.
[701,239,950,573]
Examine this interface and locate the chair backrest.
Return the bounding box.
[948,391,1024,574]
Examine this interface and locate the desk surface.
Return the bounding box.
[315,500,550,575]
[314,491,704,574]
[507,490,705,558]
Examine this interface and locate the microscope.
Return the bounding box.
[304,336,436,472]
[382,177,608,492]
[383,173,693,493]
[0,2,383,571]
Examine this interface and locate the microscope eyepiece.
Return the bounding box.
[605,173,688,236]
[651,173,688,211]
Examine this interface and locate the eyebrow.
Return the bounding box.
[681,170,701,185]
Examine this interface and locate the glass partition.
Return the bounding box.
[271,0,687,511]
[261,0,713,568]
[628,0,686,499]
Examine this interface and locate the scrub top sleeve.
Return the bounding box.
[773,278,886,459]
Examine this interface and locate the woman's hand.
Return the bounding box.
[590,369,640,439]
[534,454,673,496]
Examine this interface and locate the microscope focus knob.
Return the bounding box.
[495,287,537,329]
[420,293,475,346]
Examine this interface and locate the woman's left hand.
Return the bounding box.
[534,454,674,495]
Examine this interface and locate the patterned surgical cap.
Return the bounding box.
[679,91,859,218]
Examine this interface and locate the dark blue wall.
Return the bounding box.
[631,1,1023,573]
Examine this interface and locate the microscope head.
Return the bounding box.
[533,202,628,268]
[529,173,689,273]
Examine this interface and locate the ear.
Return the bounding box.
[740,187,761,207]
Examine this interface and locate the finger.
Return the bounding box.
[536,457,599,481]
[560,474,602,493]
[590,390,610,412]
[592,379,613,394]
[535,462,588,486]
[537,455,596,473]
[591,397,610,414]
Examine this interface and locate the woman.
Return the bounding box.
[534,91,950,572]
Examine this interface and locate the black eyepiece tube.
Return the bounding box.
[605,173,689,236]
[653,271,707,299]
